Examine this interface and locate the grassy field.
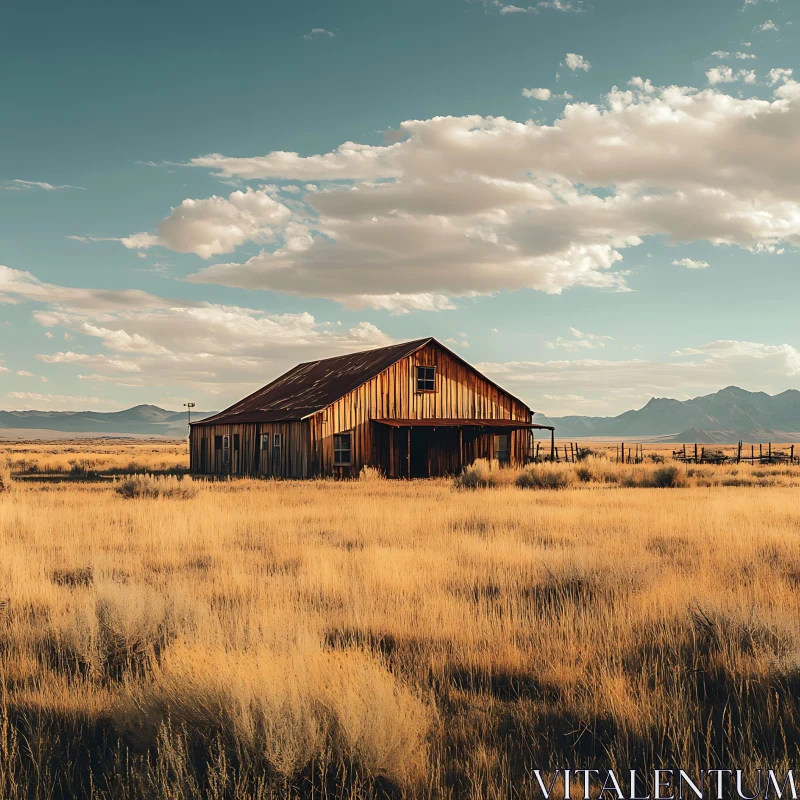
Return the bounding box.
[2,444,800,798]
[2,441,189,477]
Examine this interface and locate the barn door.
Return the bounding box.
[409,428,430,478]
[200,437,208,473]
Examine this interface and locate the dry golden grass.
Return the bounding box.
[2,441,188,476]
[3,447,800,797]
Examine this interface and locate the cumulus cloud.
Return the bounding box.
[15,370,34,376]
[546,327,612,351]
[479,340,800,416]
[672,257,710,269]
[522,87,572,101]
[6,266,395,405]
[165,81,800,309]
[303,28,334,40]
[758,19,779,31]
[706,66,755,85]
[523,87,552,100]
[122,188,291,258]
[706,66,735,84]
[711,50,757,60]
[769,67,793,85]
[563,53,591,71]
[482,0,584,13]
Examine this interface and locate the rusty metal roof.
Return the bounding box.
[194,338,434,426]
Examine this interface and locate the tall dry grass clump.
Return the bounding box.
[0,463,13,494]
[515,462,574,490]
[116,643,431,785]
[358,465,385,482]
[114,473,198,499]
[453,458,515,488]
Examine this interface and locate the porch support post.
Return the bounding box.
[550,428,555,462]
[459,428,463,471]
[407,427,411,478]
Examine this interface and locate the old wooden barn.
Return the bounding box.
[189,337,554,479]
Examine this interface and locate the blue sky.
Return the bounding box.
[2,0,799,416]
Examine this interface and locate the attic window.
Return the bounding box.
[334,432,352,466]
[415,365,436,392]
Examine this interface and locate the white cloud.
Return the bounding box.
[564,53,591,71]
[523,87,552,100]
[126,80,800,311]
[483,0,584,12]
[628,76,655,93]
[6,179,85,191]
[522,87,573,101]
[711,51,730,59]
[536,0,583,10]
[479,340,800,416]
[758,19,779,31]
[706,66,755,85]
[769,68,793,85]
[706,66,736,84]
[15,370,34,376]
[735,52,757,60]
[303,28,334,40]
[122,188,291,258]
[5,266,395,403]
[672,257,710,269]
[0,265,184,311]
[546,327,612,351]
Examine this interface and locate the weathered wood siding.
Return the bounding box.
[308,341,532,477]
[190,421,309,478]
[190,341,532,479]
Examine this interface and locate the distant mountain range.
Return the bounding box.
[0,404,215,438]
[3,386,800,442]
[545,386,800,443]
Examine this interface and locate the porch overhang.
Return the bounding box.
[374,419,554,431]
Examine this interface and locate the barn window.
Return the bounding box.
[415,365,436,392]
[494,434,510,464]
[233,434,240,452]
[222,434,230,466]
[260,433,270,450]
[214,435,222,450]
[334,432,352,465]
[272,433,282,467]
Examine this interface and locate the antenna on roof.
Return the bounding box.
[183,402,195,431]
